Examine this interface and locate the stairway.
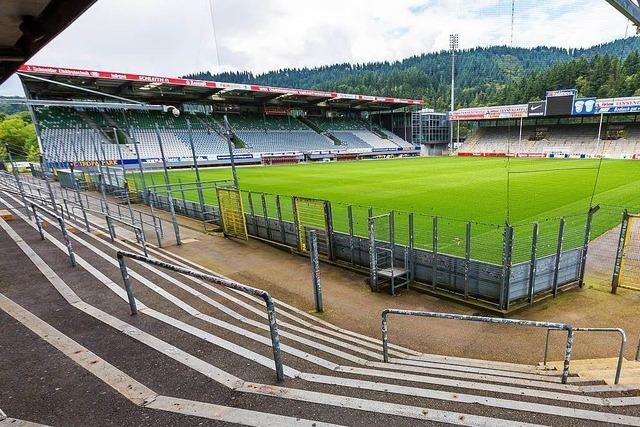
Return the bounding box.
[544,358,640,385]
[2,173,640,426]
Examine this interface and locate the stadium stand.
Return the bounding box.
[308,116,401,150]
[457,123,640,158]
[377,127,415,149]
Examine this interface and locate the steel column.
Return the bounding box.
[528,223,539,305]
[552,218,566,297]
[308,230,323,313]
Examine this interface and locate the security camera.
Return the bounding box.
[163,105,180,117]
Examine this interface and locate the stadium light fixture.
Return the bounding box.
[449,33,459,154]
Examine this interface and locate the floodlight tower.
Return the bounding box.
[449,33,459,153]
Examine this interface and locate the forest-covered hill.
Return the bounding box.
[185,37,640,110]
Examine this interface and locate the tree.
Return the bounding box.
[0,113,37,160]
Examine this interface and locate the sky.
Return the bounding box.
[0,0,634,96]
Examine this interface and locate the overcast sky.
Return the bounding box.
[0,0,633,95]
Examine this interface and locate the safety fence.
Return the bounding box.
[138,184,597,312]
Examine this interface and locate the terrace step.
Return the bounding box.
[544,358,640,372]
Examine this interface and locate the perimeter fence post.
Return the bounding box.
[261,192,271,240]
[500,223,514,311]
[408,213,414,284]
[432,216,438,289]
[348,205,355,267]
[369,215,377,292]
[579,205,599,287]
[611,210,629,294]
[464,221,471,299]
[308,230,323,313]
[552,218,565,297]
[528,222,539,305]
[178,178,188,215]
[276,194,285,244]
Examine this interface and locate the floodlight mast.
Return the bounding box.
[449,33,459,154]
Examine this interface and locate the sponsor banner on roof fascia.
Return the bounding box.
[572,97,597,115]
[546,89,577,98]
[19,64,423,105]
[596,97,640,114]
[449,104,528,120]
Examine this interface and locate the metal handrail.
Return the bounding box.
[62,198,90,232]
[60,192,163,247]
[115,250,284,382]
[106,215,148,257]
[57,184,164,236]
[381,309,575,384]
[636,336,640,361]
[543,327,627,384]
[30,201,76,267]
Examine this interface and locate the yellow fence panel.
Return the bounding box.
[217,187,248,240]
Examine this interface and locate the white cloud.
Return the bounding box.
[0,0,632,96]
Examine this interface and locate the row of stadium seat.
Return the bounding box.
[457,124,640,158]
[33,106,413,162]
[237,130,335,152]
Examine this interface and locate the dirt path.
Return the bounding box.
[164,224,640,365]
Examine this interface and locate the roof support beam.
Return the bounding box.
[605,0,640,27]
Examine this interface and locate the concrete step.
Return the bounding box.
[4,187,640,427]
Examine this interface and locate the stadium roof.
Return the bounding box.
[0,1,96,84]
[18,65,425,111]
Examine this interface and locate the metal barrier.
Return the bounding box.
[636,336,640,361]
[62,198,90,232]
[115,250,284,382]
[543,327,627,384]
[381,309,575,384]
[56,187,163,248]
[106,215,148,257]
[30,201,76,267]
[0,185,64,215]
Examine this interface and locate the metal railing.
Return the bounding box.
[106,215,148,257]
[30,201,76,267]
[115,250,284,382]
[58,190,163,247]
[62,198,90,232]
[381,309,575,384]
[543,327,627,384]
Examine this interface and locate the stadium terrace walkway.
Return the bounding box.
[2,179,640,426]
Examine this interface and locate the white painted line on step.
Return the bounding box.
[1,206,555,427]
[0,418,52,427]
[0,199,625,404]
[0,293,158,406]
[141,239,422,356]
[0,295,340,427]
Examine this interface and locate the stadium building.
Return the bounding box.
[451,89,640,159]
[16,65,438,169]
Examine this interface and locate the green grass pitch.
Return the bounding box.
[133,157,640,264]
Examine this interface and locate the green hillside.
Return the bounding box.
[185,37,640,111]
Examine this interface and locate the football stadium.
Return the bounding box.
[2,1,640,426]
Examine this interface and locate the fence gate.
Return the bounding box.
[216,187,248,240]
[369,212,409,295]
[613,212,640,292]
[293,196,332,259]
